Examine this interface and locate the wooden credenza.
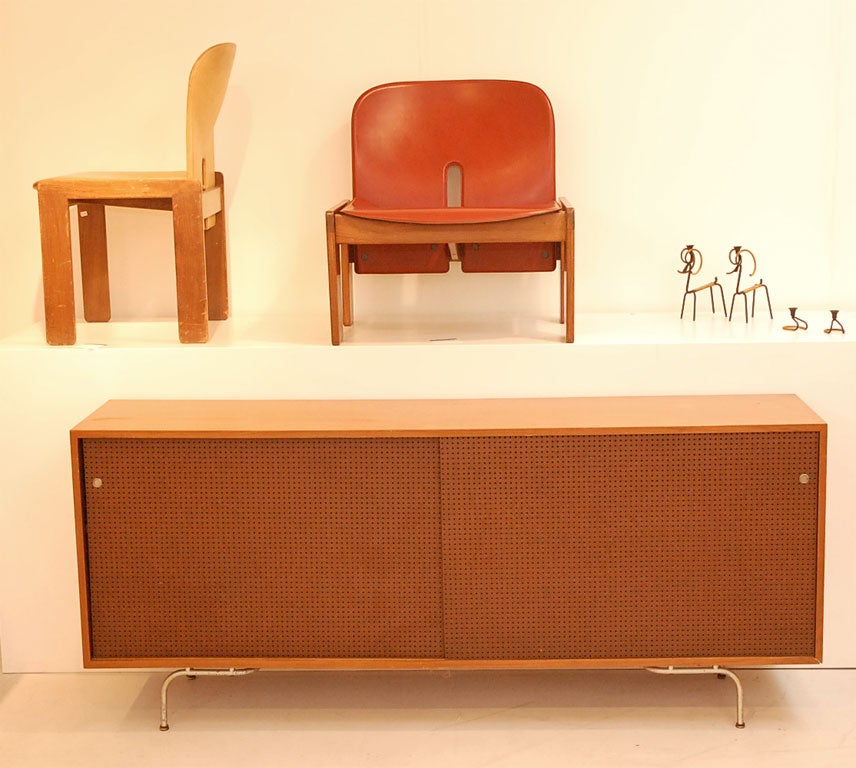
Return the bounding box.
[71,395,826,670]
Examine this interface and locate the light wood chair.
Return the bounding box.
[326,80,575,344]
[33,43,236,344]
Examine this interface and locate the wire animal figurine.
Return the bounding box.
[678,245,726,320]
[727,246,772,322]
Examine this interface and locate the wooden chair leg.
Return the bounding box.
[77,203,111,322]
[37,189,77,345]
[341,244,354,327]
[559,243,566,324]
[325,212,343,345]
[564,210,575,343]
[171,185,209,343]
[204,173,229,321]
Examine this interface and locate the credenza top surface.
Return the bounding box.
[71,395,826,438]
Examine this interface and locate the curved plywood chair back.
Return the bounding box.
[351,80,556,209]
[186,43,237,188]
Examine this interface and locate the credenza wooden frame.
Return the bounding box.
[70,395,826,727]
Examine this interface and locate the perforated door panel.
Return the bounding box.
[81,437,442,660]
[441,432,820,660]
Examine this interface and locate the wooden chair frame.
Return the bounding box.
[326,202,575,343]
[33,43,236,344]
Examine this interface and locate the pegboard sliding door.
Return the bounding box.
[80,437,443,662]
[440,432,822,663]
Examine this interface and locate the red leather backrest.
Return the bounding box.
[351,80,556,209]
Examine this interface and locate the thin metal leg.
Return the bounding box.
[646,665,745,728]
[159,667,259,731]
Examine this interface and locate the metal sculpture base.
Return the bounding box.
[729,281,773,323]
[646,665,745,728]
[681,278,727,321]
[159,667,259,731]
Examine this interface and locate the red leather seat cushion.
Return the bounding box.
[342,202,560,224]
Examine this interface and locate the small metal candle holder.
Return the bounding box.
[782,307,808,331]
[824,309,845,334]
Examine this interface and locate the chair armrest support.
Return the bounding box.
[327,199,352,216]
[558,198,575,227]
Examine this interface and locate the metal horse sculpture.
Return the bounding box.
[727,246,772,323]
[678,245,726,320]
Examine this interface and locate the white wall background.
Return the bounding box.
[2,0,856,674]
[1,0,855,334]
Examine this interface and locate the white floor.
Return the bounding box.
[1,668,855,767]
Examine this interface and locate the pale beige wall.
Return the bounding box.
[1,0,852,338]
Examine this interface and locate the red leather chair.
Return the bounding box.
[326,80,574,343]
